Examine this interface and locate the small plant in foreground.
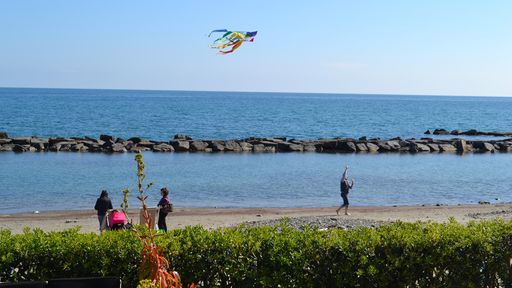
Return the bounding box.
[131,153,196,288]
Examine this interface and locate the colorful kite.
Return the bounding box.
[209,29,257,55]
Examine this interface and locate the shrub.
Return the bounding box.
[1,219,512,287]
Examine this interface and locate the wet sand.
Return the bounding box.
[1,204,511,234]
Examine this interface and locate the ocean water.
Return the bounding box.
[1,88,512,213]
[2,88,512,140]
[1,152,512,213]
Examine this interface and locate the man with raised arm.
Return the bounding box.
[336,166,355,216]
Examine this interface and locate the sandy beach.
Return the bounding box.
[1,204,511,234]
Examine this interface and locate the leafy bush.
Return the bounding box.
[2,219,512,287]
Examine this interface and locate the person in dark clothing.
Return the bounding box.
[157,187,171,232]
[336,166,355,216]
[94,190,113,231]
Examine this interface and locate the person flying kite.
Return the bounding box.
[209,29,257,55]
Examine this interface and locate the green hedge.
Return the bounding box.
[1,219,512,287]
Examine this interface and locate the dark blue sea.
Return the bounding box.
[1,88,512,213]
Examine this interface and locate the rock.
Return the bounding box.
[224,141,242,152]
[366,143,379,152]
[238,142,253,152]
[264,146,276,153]
[209,141,225,152]
[127,137,143,144]
[438,144,457,152]
[99,134,116,142]
[377,142,392,152]
[496,142,512,152]
[463,129,478,136]
[0,138,12,144]
[320,140,339,151]
[71,143,87,152]
[252,144,265,152]
[13,144,30,153]
[111,143,127,153]
[303,145,316,152]
[0,144,14,151]
[174,134,193,140]
[12,137,32,145]
[170,140,190,151]
[433,129,450,135]
[478,201,490,205]
[153,143,175,152]
[358,136,367,141]
[473,141,495,152]
[356,143,368,152]
[190,141,208,151]
[386,141,401,151]
[455,139,468,153]
[424,130,432,135]
[137,140,155,148]
[426,143,440,152]
[48,138,74,145]
[277,142,303,152]
[410,143,431,153]
[0,132,8,139]
[451,130,462,135]
[337,141,356,152]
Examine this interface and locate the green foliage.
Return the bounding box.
[2,219,512,288]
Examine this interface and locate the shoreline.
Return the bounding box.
[1,204,511,234]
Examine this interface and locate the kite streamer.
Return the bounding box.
[209,29,257,55]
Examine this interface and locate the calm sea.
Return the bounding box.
[1,88,511,213]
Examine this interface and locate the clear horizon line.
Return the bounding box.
[1,85,511,98]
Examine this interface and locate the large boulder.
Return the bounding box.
[252,144,265,152]
[0,138,12,145]
[111,143,127,153]
[277,142,303,152]
[0,144,14,151]
[209,141,225,152]
[0,132,8,139]
[170,140,190,151]
[433,129,450,135]
[190,141,208,151]
[100,134,116,142]
[356,143,368,152]
[153,143,175,152]
[439,144,457,152]
[174,134,193,140]
[377,142,392,152]
[455,139,468,153]
[13,144,29,153]
[473,141,495,153]
[386,141,401,151]
[366,143,380,152]
[427,143,440,152]
[224,141,242,152]
[337,141,357,153]
[12,137,32,145]
[320,140,339,151]
[410,143,431,153]
[238,142,253,152]
[463,129,478,136]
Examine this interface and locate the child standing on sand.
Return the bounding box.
[336,166,355,216]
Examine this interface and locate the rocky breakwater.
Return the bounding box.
[425,128,512,137]
[1,132,512,154]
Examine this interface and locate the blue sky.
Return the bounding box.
[0,1,511,96]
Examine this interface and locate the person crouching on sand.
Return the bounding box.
[336,166,355,216]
